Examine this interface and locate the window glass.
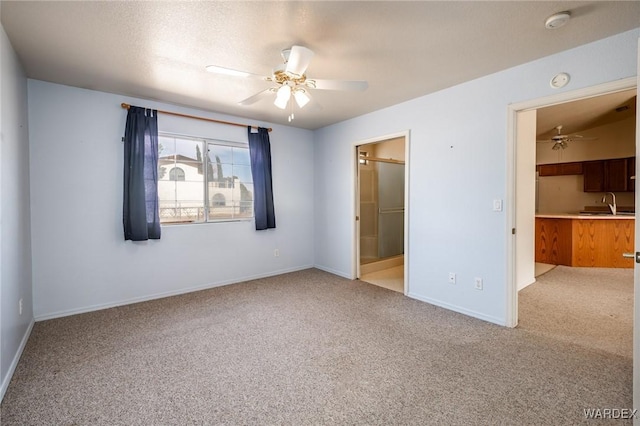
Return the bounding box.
[157,134,253,224]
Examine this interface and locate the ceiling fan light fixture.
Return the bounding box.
[293,89,310,108]
[545,11,571,29]
[274,85,291,109]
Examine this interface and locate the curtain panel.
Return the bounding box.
[248,127,276,230]
[123,106,161,241]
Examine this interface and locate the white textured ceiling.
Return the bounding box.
[2,1,639,130]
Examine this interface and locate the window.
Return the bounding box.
[168,167,185,181]
[158,134,253,224]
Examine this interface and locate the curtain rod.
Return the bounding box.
[120,103,272,132]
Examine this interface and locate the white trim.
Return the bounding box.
[313,264,353,279]
[1,319,34,402]
[510,77,637,112]
[506,76,638,328]
[403,131,411,296]
[34,265,313,321]
[407,292,506,326]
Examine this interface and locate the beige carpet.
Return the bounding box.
[1,268,632,425]
[519,265,633,359]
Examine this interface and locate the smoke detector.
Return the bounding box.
[545,11,571,29]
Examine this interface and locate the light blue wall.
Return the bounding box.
[313,28,640,325]
[28,81,315,319]
[0,24,34,399]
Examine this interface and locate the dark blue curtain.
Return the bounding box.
[248,127,276,230]
[123,106,161,241]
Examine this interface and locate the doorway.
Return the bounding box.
[355,134,409,294]
[507,77,637,327]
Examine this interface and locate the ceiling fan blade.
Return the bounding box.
[306,79,368,91]
[205,65,267,80]
[238,88,275,106]
[285,46,314,77]
[569,136,597,141]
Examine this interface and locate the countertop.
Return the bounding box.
[536,213,635,220]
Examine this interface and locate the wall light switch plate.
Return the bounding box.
[493,199,503,212]
[474,277,483,290]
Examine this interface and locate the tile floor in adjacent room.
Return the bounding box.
[360,265,404,293]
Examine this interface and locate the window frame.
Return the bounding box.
[158,132,253,225]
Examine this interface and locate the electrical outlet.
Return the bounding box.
[274,249,280,257]
[19,298,23,316]
[474,277,483,290]
[448,273,456,284]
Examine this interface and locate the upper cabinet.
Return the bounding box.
[538,156,636,192]
[582,160,605,192]
[537,162,583,176]
[583,157,635,192]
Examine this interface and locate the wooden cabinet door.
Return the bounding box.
[583,161,604,192]
[535,218,572,266]
[537,164,560,176]
[604,158,628,192]
[537,162,583,176]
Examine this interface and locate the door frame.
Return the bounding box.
[353,130,411,295]
[506,76,637,328]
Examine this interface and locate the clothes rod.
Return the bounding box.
[120,103,272,132]
[361,156,405,165]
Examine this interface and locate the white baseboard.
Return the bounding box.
[313,264,352,279]
[407,292,506,326]
[1,318,34,402]
[34,265,314,321]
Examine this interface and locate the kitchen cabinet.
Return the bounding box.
[537,162,583,176]
[535,216,634,268]
[604,158,628,192]
[534,218,573,265]
[583,161,604,192]
[583,157,635,192]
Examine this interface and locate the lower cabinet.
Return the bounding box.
[535,217,634,268]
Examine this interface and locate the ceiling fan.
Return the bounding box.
[537,125,595,150]
[206,46,368,122]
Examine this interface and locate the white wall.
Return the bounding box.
[28,80,315,319]
[313,28,640,325]
[0,24,34,399]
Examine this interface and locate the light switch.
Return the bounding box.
[493,199,503,212]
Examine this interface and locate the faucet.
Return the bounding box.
[602,192,617,215]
